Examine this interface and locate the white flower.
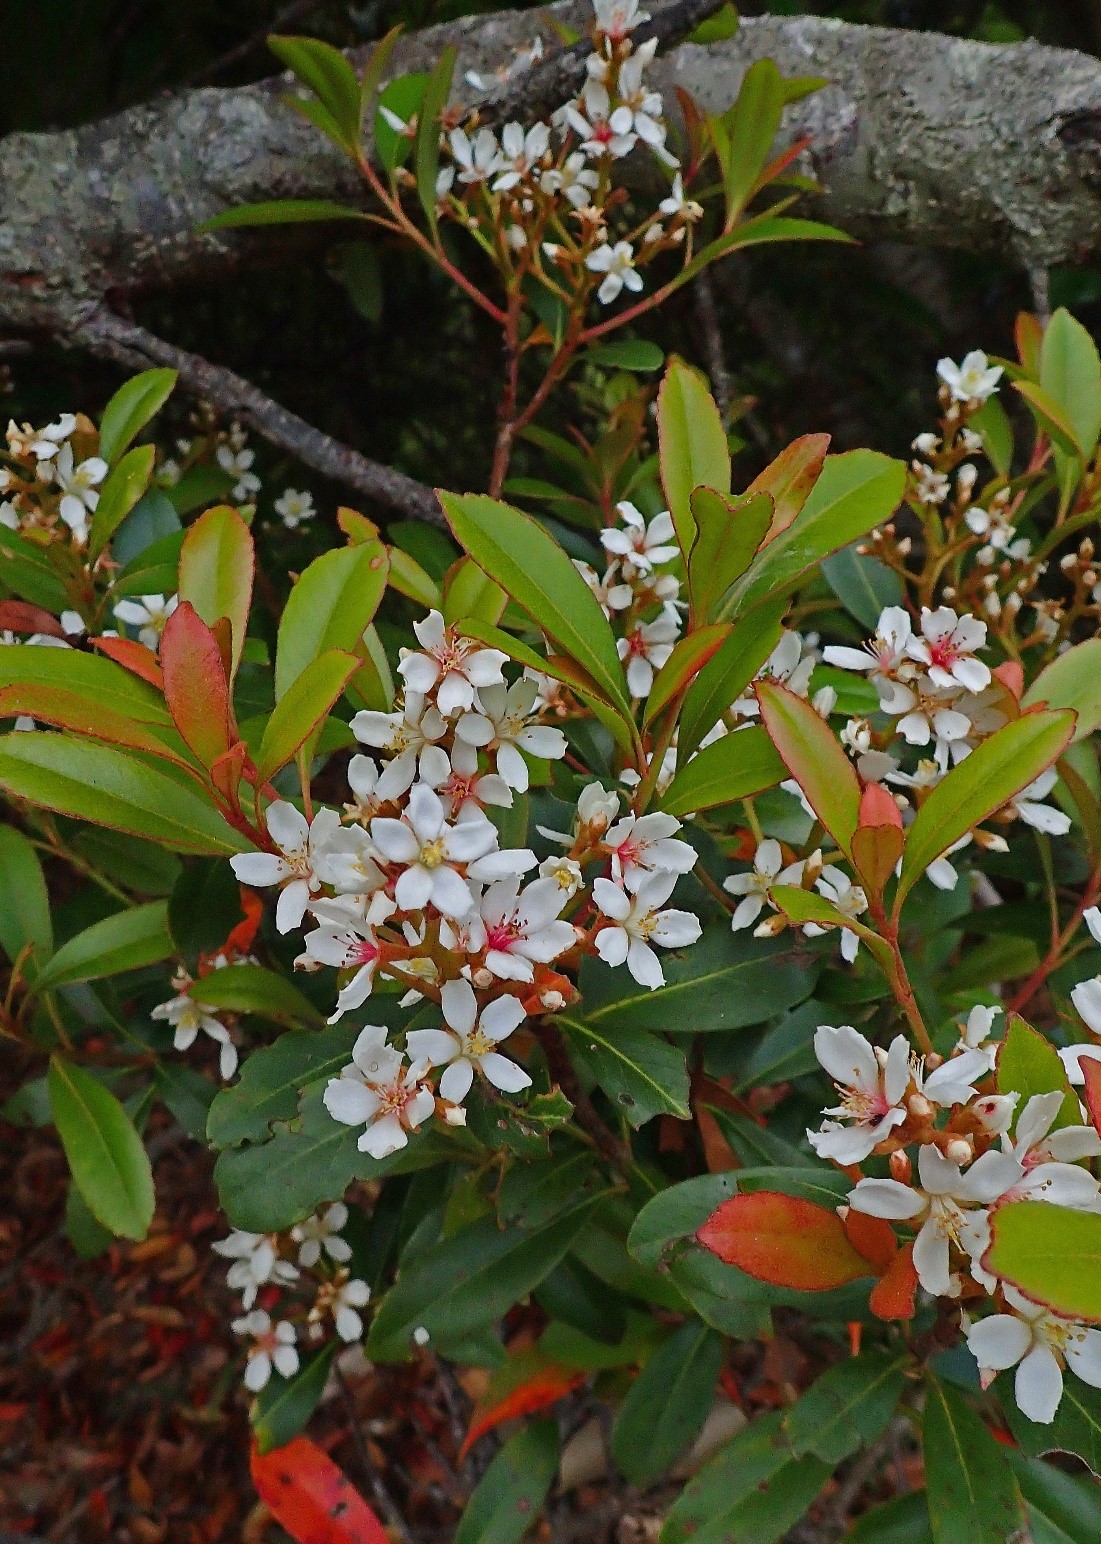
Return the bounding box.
[455,679,567,792]
[540,151,599,207]
[232,1310,298,1392]
[407,977,530,1104]
[438,737,513,816]
[593,0,650,38]
[568,82,637,159]
[848,1143,1023,1298]
[216,443,261,501]
[1071,976,1101,1038]
[1058,1043,1101,1085]
[1085,907,1101,946]
[891,685,973,758]
[323,1024,435,1158]
[475,877,575,981]
[811,866,867,963]
[905,606,991,693]
[331,1277,371,1342]
[49,441,107,541]
[586,239,644,306]
[291,1203,353,1268]
[955,1005,1001,1073]
[305,897,390,1022]
[152,990,236,1080]
[600,503,678,574]
[723,839,802,931]
[618,606,679,698]
[539,854,583,898]
[966,1285,1101,1424]
[615,43,670,156]
[605,811,695,892]
[274,488,315,528]
[492,120,551,191]
[808,1027,910,1164]
[593,872,702,988]
[112,593,179,652]
[937,349,1003,404]
[918,1047,996,1107]
[449,126,499,184]
[351,692,450,794]
[999,1091,1101,1208]
[659,173,703,221]
[230,802,341,933]
[397,610,507,717]
[1007,769,1071,836]
[734,630,816,717]
[912,462,950,506]
[9,412,76,462]
[823,606,914,707]
[371,783,527,918]
[213,1230,299,1309]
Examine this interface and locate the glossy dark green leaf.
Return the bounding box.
[33,901,173,990]
[657,357,730,555]
[0,824,52,969]
[48,1057,155,1241]
[1002,1375,1101,1477]
[269,33,363,147]
[822,542,903,629]
[454,1419,558,1544]
[783,1352,907,1464]
[252,1343,336,1454]
[922,1376,1022,1544]
[847,1492,934,1544]
[587,339,664,372]
[659,724,787,817]
[612,1322,722,1484]
[190,963,325,1028]
[677,597,787,762]
[559,1015,690,1125]
[89,443,156,560]
[153,1062,216,1141]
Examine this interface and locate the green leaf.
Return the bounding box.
[1002,1375,1101,1477]
[66,1180,114,1259]
[368,1197,601,1360]
[153,1062,216,1141]
[199,199,366,232]
[986,1201,1101,1320]
[415,46,456,232]
[611,1322,722,1484]
[269,33,363,149]
[0,825,52,969]
[443,555,507,628]
[1040,307,1101,462]
[689,2,739,43]
[821,543,903,629]
[922,1376,1022,1544]
[275,540,389,700]
[214,1083,361,1231]
[177,504,254,679]
[252,1343,336,1454]
[454,1419,558,1544]
[256,648,359,779]
[190,963,324,1029]
[660,1411,830,1544]
[971,396,1014,477]
[629,1172,740,1269]
[98,369,177,464]
[375,73,428,173]
[718,58,784,222]
[677,598,788,762]
[586,339,665,372]
[0,527,70,610]
[996,1016,1080,1133]
[34,901,173,990]
[782,1352,907,1464]
[674,216,852,293]
[559,1016,690,1126]
[578,924,817,1036]
[657,357,730,555]
[659,722,786,817]
[847,1493,934,1544]
[48,1057,155,1241]
[1008,1450,1101,1544]
[722,451,906,618]
[88,443,156,560]
[439,492,631,716]
[643,623,731,727]
[898,709,1076,904]
[1023,639,1101,741]
[208,1024,361,1146]
[757,680,861,857]
[688,489,773,623]
[0,733,249,855]
[1013,380,1084,458]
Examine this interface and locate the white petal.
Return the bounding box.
[814,1024,878,1091]
[967,1314,1031,1371]
[359,1113,408,1158]
[1016,1344,1063,1424]
[406,1028,459,1066]
[324,1077,378,1126]
[266,800,310,854]
[276,880,311,934]
[441,977,478,1037]
[439,1057,475,1103]
[479,1051,532,1092]
[230,853,289,887]
[1066,1328,1101,1389]
[626,937,664,988]
[912,1218,952,1297]
[847,1178,925,1220]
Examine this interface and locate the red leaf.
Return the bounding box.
[250,1436,389,1544]
[868,1241,919,1321]
[160,601,235,768]
[460,1353,584,1459]
[843,1209,898,1273]
[0,683,197,772]
[858,781,902,831]
[1082,1056,1101,1139]
[749,433,830,545]
[92,635,164,690]
[697,1191,872,1290]
[0,600,65,637]
[223,887,264,957]
[993,660,1024,702]
[756,680,862,858]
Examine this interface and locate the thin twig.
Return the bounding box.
[184,0,325,85]
[67,305,447,527]
[692,270,731,422]
[333,1361,412,1541]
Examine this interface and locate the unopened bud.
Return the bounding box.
[443,1104,467,1126]
[539,989,566,1011]
[412,1326,431,1346]
[889,1150,912,1184]
[907,1093,934,1120]
[945,1137,973,1166]
[472,967,494,989]
[925,1051,944,1070]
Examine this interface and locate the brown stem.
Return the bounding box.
[537,1017,634,1176]
[489,291,524,499]
[692,270,731,421]
[873,901,933,1055]
[1007,866,1101,1017]
[67,305,447,526]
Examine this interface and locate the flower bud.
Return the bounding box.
[907,1093,934,1120]
[889,1150,912,1184]
[945,1137,972,1166]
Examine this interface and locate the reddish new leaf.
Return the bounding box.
[869,1242,919,1321]
[756,679,862,857]
[748,433,830,545]
[1082,1055,1101,1139]
[0,684,196,773]
[460,1352,584,1459]
[697,1190,872,1290]
[160,601,235,768]
[92,635,164,690]
[642,623,731,726]
[0,600,65,637]
[250,1436,388,1544]
[843,1208,898,1273]
[852,782,905,900]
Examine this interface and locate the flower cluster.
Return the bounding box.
[809,972,1101,1424]
[226,606,702,1156]
[433,0,700,312]
[213,1204,370,1391]
[2,412,107,546]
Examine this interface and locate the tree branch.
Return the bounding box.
[69,306,446,525]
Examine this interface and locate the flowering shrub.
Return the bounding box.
[6,8,1101,1534]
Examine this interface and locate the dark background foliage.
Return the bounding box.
[4,0,1101,514]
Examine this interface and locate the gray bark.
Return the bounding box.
[4,7,1101,340]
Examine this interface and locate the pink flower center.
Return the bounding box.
[926,636,961,671]
[591,121,614,143]
[486,922,520,952]
[352,939,378,966]
[625,629,648,658]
